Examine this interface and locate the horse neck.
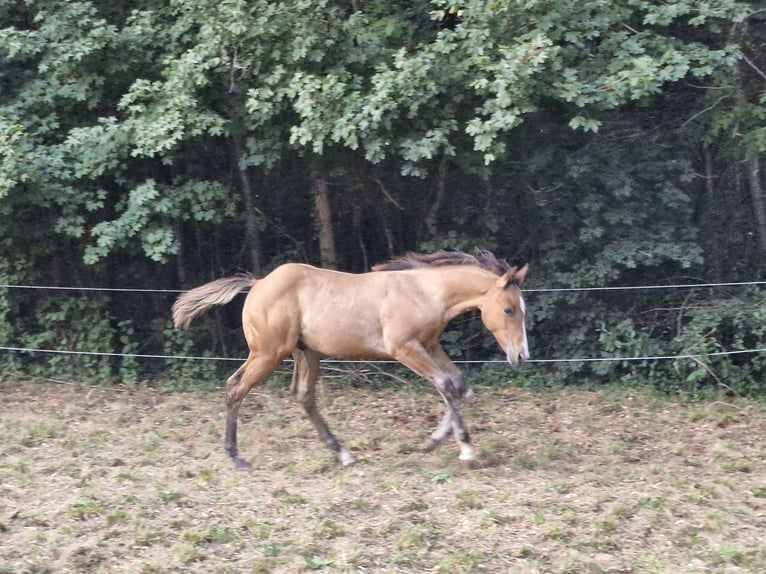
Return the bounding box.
[430,266,496,320]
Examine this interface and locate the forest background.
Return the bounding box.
[1,0,766,395]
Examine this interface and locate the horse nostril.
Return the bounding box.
[518,353,525,366]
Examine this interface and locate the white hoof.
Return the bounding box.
[339,448,356,466]
[459,444,477,462]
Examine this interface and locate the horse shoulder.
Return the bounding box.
[377,270,448,346]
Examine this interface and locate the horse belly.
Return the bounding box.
[315,339,391,360]
[300,308,389,359]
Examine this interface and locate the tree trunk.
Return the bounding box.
[425,156,448,237]
[353,203,369,271]
[175,220,187,286]
[314,178,337,269]
[702,148,723,281]
[378,203,396,258]
[746,148,766,256]
[732,53,766,258]
[234,140,262,275]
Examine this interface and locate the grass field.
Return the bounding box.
[2,376,765,573]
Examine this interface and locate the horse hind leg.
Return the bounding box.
[225,352,281,469]
[225,363,248,468]
[421,409,452,453]
[291,348,355,466]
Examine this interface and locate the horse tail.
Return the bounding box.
[172,274,256,329]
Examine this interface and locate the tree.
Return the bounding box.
[2,0,763,392]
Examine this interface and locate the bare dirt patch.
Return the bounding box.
[1,378,765,573]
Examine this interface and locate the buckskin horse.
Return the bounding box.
[172,250,528,468]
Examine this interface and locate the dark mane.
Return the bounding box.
[372,249,514,276]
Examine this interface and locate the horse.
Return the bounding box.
[172,250,529,469]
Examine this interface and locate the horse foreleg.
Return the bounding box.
[442,394,476,464]
[422,396,477,465]
[421,409,452,453]
[292,348,355,466]
[392,341,477,465]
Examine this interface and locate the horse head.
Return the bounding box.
[480,264,529,367]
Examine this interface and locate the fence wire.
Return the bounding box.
[1,279,764,366]
[1,345,765,365]
[2,280,766,294]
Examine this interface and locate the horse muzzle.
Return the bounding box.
[506,349,528,367]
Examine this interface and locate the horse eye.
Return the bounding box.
[504,307,514,317]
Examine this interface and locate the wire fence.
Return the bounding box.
[1,345,765,365]
[2,279,766,294]
[1,278,765,366]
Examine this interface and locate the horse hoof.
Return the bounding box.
[233,456,251,470]
[420,439,439,453]
[459,458,481,470]
[339,448,356,467]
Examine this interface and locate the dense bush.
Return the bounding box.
[1,1,764,395]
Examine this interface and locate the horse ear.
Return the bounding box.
[496,269,516,289]
[495,264,529,289]
[514,263,529,286]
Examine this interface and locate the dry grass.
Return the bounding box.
[2,377,766,573]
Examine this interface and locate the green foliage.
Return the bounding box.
[17,297,114,383]
[597,319,666,380]
[160,322,230,390]
[84,179,236,263]
[672,291,766,396]
[491,126,713,389]
[0,0,764,395]
[0,0,746,260]
[0,258,24,358]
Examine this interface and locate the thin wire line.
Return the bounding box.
[524,280,766,293]
[0,346,237,361]
[0,280,765,294]
[524,348,766,363]
[1,345,764,365]
[0,285,185,293]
